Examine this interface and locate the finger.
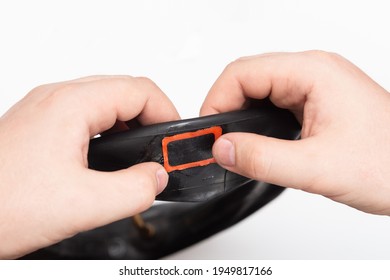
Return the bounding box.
[49,76,180,136]
[101,119,142,136]
[212,133,319,191]
[29,75,113,96]
[101,120,131,136]
[67,162,168,233]
[200,51,333,116]
[85,76,179,135]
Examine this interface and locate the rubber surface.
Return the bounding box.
[23,102,301,259]
[88,104,300,202]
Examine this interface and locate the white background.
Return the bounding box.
[0,0,389,259]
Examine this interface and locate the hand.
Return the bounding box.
[0,76,180,259]
[201,51,390,215]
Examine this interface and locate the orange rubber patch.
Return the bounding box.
[162,126,222,172]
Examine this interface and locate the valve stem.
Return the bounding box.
[132,214,155,238]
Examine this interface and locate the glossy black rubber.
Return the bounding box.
[23,181,284,259]
[88,104,300,202]
[23,102,301,259]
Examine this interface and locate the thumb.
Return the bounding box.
[213,133,316,190]
[68,162,168,233]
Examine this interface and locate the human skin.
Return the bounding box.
[200,51,390,216]
[1,51,389,259]
[0,76,180,259]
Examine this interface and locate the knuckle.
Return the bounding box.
[106,169,157,215]
[133,76,161,96]
[233,55,249,63]
[34,85,68,108]
[25,84,55,102]
[134,76,153,84]
[240,142,271,181]
[28,84,50,96]
[253,153,271,181]
[300,50,349,82]
[133,173,156,203]
[303,50,343,64]
[303,49,330,58]
[223,59,241,74]
[134,76,157,89]
[111,75,136,91]
[116,75,135,82]
[41,84,77,106]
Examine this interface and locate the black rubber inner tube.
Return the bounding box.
[23,101,301,259]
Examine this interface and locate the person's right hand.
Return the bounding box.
[200,51,390,215]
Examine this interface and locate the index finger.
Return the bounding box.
[53,75,180,136]
[200,51,330,116]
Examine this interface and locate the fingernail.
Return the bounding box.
[156,168,168,194]
[215,138,235,167]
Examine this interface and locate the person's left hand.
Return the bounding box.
[0,76,180,259]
